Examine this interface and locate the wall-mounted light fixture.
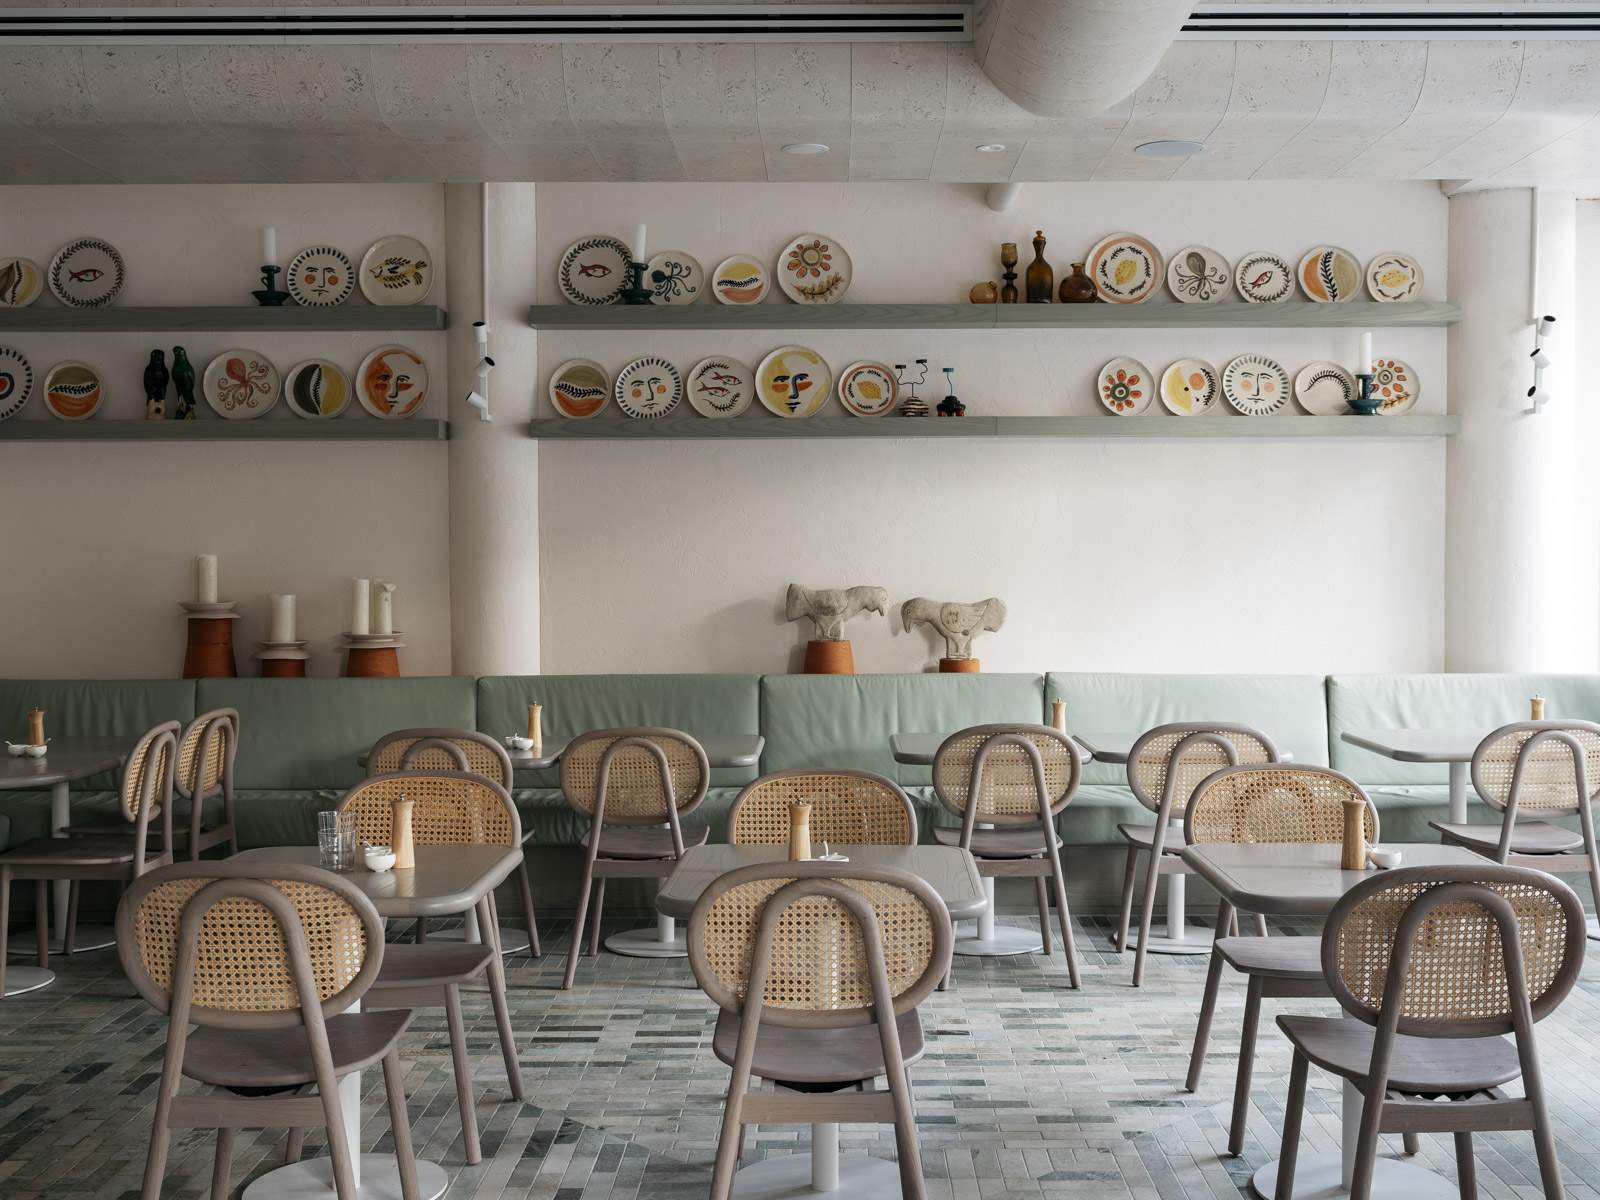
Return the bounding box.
[1527,313,1554,415]
[465,320,494,422]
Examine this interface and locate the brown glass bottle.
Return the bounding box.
[1025,231,1053,303]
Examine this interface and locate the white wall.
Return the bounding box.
[1578,199,1600,664]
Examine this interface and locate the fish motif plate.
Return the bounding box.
[647,250,705,305]
[1086,233,1162,304]
[549,358,612,420]
[356,345,428,418]
[0,346,34,420]
[43,360,103,420]
[1159,358,1219,415]
[1166,245,1231,304]
[757,345,832,417]
[48,237,125,308]
[282,358,352,419]
[1298,245,1361,303]
[287,245,355,307]
[0,257,43,307]
[615,355,682,419]
[558,235,632,306]
[837,360,897,417]
[1366,252,1423,302]
[687,356,754,419]
[1235,252,1294,303]
[712,255,769,305]
[1370,357,1419,415]
[1293,361,1357,416]
[359,236,433,305]
[204,348,281,420]
[1098,356,1154,415]
[778,234,851,305]
[1222,353,1290,416]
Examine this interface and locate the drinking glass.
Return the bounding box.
[318,810,356,870]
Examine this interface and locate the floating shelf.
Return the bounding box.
[0,306,447,333]
[529,300,1459,332]
[0,420,449,442]
[529,415,1459,441]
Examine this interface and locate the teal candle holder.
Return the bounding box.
[1350,372,1381,415]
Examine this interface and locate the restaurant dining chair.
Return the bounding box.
[559,727,710,990]
[687,860,954,1200]
[1115,722,1278,986]
[1430,720,1600,922]
[367,727,541,956]
[116,859,421,1200]
[0,720,178,995]
[729,769,917,847]
[1182,763,1392,1159]
[1273,863,1584,1200]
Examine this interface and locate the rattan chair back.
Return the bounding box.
[368,727,514,788]
[1128,723,1277,818]
[932,723,1079,826]
[560,727,709,826]
[176,708,236,803]
[1323,864,1585,1039]
[1185,763,1378,845]
[338,771,521,847]
[1471,721,1600,817]
[688,861,952,1029]
[123,720,180,825]
[728,770,916,846]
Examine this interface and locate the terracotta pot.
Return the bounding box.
[940,657,980,673]
[1059,262,1096,304]
[183,617,237,679]
[260,659,306,678]
[803,640,855,675]
[346,646,401,678]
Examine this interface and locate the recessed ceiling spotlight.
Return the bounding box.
[1135,139,1205,158]
[976,143,1008,153]
[781,142,830,156]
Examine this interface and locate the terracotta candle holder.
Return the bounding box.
[804,640,855,675]
[939,658,980,673]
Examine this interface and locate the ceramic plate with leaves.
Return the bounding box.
[1234,251,1294,303]
[0,257,43,307]
[48,237,125,308]
[615,355,682,419]
[1222,354,1290,416]
[287,245,356,307]
[1159,358,1219,415]
[757,345,832,417]
[837,360,897,417]
[283,358,352,419]
[1293,361,1357,415]
[43,360,103,420]
[1366,252,1423,302]
[557,235,631,306]
[1298,245,1361,303]
[646,250,705,305]
[1098,356,1153,415]
[1370,357,1419,414]
[204,348,280,420]
[687,356,755,418]
[712,255,769,305]
[0,346,34,420]
[778,234,851,305]
[1087,233,1162,304]
[549,359,612,419]
[359,236,433,306]
[1166,246,1231,304]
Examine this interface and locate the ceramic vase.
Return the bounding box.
[1059,263,1096,303]
[1025,232,1053,303]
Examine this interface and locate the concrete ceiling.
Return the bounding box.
[4,3,1600,186]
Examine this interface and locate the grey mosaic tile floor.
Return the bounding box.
[4,913,1599,1200]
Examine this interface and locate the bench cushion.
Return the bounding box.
[0,679,196,790]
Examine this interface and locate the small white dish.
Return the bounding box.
[816,842,850,863]
[1367,847,1403,870]
[364,845,397,873]
[5,742,27,757]
[505,734,535,752]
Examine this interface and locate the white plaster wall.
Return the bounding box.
[1575,200,1600,665]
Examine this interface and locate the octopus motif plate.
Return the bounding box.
[778,234,851,305]
[1159,358,1219,415]
[1098,356,1153,415]
[549,358,612,420]
[712,255,769,305]
[204,349,281,420]
[43,360,103,420]
[1166,246,1231,304]
[757,345,832,418]
[1222,354,1290,416]
[1298,245,1361,303]
[1086,233,1162,304]
[359,236,433,305]
[0,257,43,307]
[48,237,125,308]
[0,346,34,420]
[287,245,356,307]
[1293,361,1357,416]
[282,358,352,419]
[837,360,897,417]
[614,355,682,419]
[647,250,704,305]
[1234,252,1294,304]
[357,345,428,419]
[1366,252,1423,302]
[1370,357,1419,415]
[687,356,754,419]
[558,235,631,306]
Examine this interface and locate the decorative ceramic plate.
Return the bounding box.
[1222,354,1290,416]
[0,257,43,307]
[1086,233,1162,304]
[0,346,34,420]
[687,356,754,419]
[837,360,897,417]
[204,349,280,420]
[1159,358,1219,415]
[1098,356,1154,415]
[359,236,433,305]
[1298,246,1361,303]
[558,235,631,306]
[777,234,851,305]
[1366,252,1423,302]
[756,345,832,417]
[1234,252,1294,303]
[1166,246,1231,304]
[282,358,352,419]
[614,355,682,419]
[1293,361,1358,416]
[43,361,103,420]
[712,255,769,305]
[1370,357,1419,415]
[287,245,356,307]
[647,250,705,305]
[356,345,428,418]
[48,237,125,308]
[549,358,612,419]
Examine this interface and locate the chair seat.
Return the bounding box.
[0,835,158,868]
[183,1010,413,1088]
[932,825,1061,858]
[62,804,227,843]
[712,1007,924,1085]
[1117,822,1188,852]
[1215,934,1323,979]
[1277,1015,1523,1095]
[1430,821,1585,856]
[585,825,710,859]
[374,942,493,988]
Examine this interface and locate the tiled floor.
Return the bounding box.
[4,913,1599,1200]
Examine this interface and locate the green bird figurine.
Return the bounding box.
[171,346,197,420]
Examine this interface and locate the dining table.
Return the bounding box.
[1338,729,1487,824]
[234,843,524,1200]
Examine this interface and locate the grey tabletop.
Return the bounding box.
[233,845,523,918]
[359,733,763,775]
[656,844,988,920]
[1073,732,1295,766]
[0,735,131,789]
[889,732,1090,766]
[1181,842,1487,915]
[1340,729,1487,762]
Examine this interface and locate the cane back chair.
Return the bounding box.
[688,861,954,1200]
[729,769,917,847]
[1274,864,1585,1200]
[116,859,421,1200]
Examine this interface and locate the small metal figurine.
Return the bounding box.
[143,349,169,420]
[896,360,930,417]
[937,366,965,417]
[252,264,289,306]
[171,346,197,420]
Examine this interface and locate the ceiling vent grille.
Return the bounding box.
[1181,5,1600,39]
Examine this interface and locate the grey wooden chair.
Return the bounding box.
[560,727,710,989]
[116,859,421,1200]
[688,860,954,1200]
[0,720,178,993]
[367,727,540,956]
[932,723,1082,986]
[729,769,917,847]
[1114,722,1278,986]
[1274,863,1585,1200]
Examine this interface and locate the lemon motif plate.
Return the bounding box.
[1366,252,1423,302]
[1086,233,1162,304]
[837,360,897,417]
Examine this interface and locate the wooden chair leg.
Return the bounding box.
[1185,901,1232,1092]
[1349,1079,1389,1200]
[381,1049,422,1200]
[444,984,482,1164]
[563,859,595,990]
[1114,843,1140,952]
[1453,1132,1476,1200]
[0,869,11,999]
[516,858,542,958]
[284,1128,306,1165]
[1254,912,1269,938]
[890,1068,927,1200]
[64,882,81,956]
[142,1032,186,1200]
[1227,975,1263,1156]
[1273,1050,1309,1200]
[1524,1044,1566,1200]
[415,918,428,944]
[1034,876,1053,956]
[34,880,49,969]
[589,878,606,957]
[1130,852,1162,987]
[483,896,525,1101]
[1045,852,1080,989]
[1403,1132,1420,1156]
[210,1127,236,1200]
[709,1078,748,1200]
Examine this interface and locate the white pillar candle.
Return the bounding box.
[269,594,296,643]
[631,224,647,262]
[260,226,277,267]
[1359,331,1373,373]
[351,578,370,635]
[195,554,219,604]
[373,581,395,636]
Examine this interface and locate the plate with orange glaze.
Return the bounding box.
[1159,358,1218,415]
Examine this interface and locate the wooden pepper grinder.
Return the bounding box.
[26,708,44,747]
[1050,700,1067,732]
[528,702,544,752]
[392,795,416,870]
[788,802,813,862]
[1341,797,1368,871]
[1531,695,1547,720]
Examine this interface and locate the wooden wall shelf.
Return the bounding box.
[529,415,1459,440]
[0,420,450,442]
[0,306,447,333]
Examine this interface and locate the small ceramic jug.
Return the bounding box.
[788,802,813,862]
[392,796,416,870]
[1340,798,1368,871]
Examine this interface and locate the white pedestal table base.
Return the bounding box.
[242,1154,448,1200]
[730,1123,901,1199]
[953,875,1042,957]
[1249,1152,1456,1200]
[609,906,688,958]
[424,925,531,954]
[1128,873,1215,955]
[7,925,116,956]
[2,966,54,996]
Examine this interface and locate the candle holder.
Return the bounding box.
[620,260,654,305]
[179,601,239,679]
[255,640,310,679]
[999,242,1019,305]
[342,632,404,678]
[1350,372,1381,415]
[251,265,290,307]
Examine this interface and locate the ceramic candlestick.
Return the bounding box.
[1351,372,1380,415]
[620,261,653,305]
[252,265,289,306]
[183,614,238,679]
